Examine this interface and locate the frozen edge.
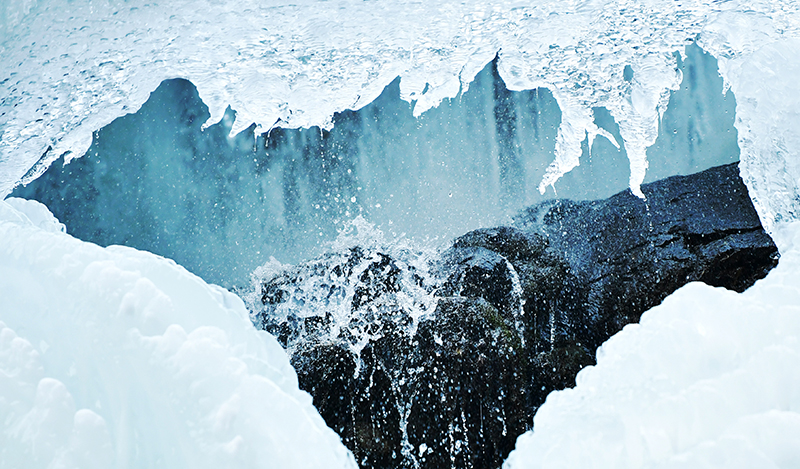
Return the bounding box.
[0,1,724,211]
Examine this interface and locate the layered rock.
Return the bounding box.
[249,162,778,469]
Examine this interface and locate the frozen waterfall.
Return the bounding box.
[12,45,737,287]
[2,1,800,468]
[4,0,798,228]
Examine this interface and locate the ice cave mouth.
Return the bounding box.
[14,44,738,290]
[7,42,761,467]
[6,2,800,467]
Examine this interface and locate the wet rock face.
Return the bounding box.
[513,162,780,355]
[250,162,779,469]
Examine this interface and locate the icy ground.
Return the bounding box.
[0,198,356,469]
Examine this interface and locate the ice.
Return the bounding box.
[503,221,800,469]
[2,1,799,228]
[11,46,739,288]
[4,197,66,233]
[0,198,356,468]
[3,0,800,466]
[700,32,800,230]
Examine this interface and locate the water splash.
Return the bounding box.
[246,216,439,361]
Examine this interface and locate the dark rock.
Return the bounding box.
[408,297,528,469]
[513,162,779,354]
[249,162,779,469]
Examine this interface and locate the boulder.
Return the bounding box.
[250,162,778,469]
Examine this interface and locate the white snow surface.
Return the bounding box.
[0,198,357,469]
[504,221,800,469]
[1,0,799,228]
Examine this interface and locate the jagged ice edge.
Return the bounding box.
[1,1,799,229]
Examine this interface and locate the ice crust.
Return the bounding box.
[1,1,799,228]
[503,221,800,468]
[0,198,356,468]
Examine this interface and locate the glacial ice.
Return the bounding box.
[0,198,356,468]
[503,221,800,468]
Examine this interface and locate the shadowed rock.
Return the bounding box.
[250,162,778,469]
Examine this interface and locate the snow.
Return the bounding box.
[503,221,800,469]
[0,198,356,468]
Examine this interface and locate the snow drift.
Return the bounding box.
[0,198,356,468]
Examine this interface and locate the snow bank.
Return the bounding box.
[503,221,800,469]
[0,198,356,468]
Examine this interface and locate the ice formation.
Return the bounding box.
[2,0,800,468]
[1,1,798,229]
[0,198,356,468]
[503,221,800,468]
[11,45,739,288]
